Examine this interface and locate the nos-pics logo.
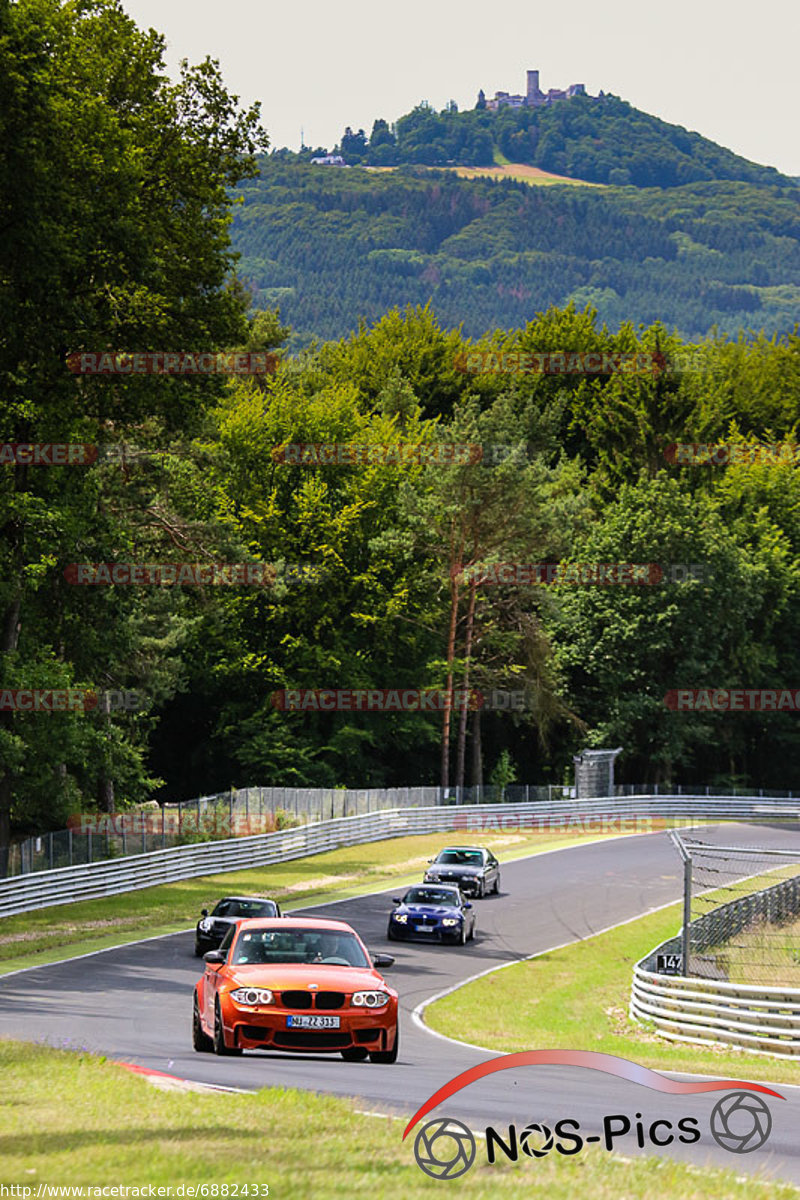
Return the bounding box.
[404,1050,783,1180]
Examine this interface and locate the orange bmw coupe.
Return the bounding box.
[193,916,399,1062]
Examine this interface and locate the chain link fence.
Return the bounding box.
[674,834,800,986]
[3,781,799,879]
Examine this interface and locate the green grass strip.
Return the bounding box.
[426,902,800,1086]
[0,1041,793,1196]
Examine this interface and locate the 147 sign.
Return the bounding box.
[657,953,683,975]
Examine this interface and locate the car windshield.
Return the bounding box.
[231,927,370,967]
[435,850,484,865]
[213,899,276,918]
[405,887,459,906]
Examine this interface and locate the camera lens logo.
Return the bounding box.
[413,1117,476,1180]
[520,1122,554,1157]
[710,1092,772,1153]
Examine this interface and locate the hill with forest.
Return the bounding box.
[232,160,800,345]
[295,92,795,191]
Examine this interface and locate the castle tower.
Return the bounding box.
[526,70,540,100]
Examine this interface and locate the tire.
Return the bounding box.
[459,922,467,945]
[341,1047,369,1062]
[476,879,485,899]
[387,926,397,941]
[493,874,500,895]
[192,993,213,1052]
[369,1024,399,1064]
[468,920,476,941]
[194,943,204,958]
[213,999,242,1056]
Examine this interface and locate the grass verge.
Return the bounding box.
[0,829,629,975]
[0,1041,794,1196]
[425,902,800,1086]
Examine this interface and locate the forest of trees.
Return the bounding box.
[233,161,800,344]
[3,0,800,865]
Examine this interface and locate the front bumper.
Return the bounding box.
[390,919,463,942]
[195,930,224,951]
[220,999,398,1053]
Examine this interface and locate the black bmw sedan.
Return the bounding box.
[194,895,282,956]
[423,846,501,897]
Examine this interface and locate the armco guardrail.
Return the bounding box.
[630,965,800,1059]
[631,870,800,1058]
[1,793,800,920]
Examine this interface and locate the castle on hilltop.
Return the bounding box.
[478,69,591,111]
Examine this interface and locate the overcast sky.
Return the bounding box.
[122,0,799,176]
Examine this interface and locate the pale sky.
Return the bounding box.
[122,0,800,176]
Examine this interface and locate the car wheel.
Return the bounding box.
[493,874,500,895]
[476,879,485,899]
[459,922,467,945]
[192,993,213,1052]
[194,943,204,957]
[369,1025,399,1064]
[468,920,476,941]
[213,999,242,1056]
[387,926,397,941]
[341,1047,369,1062]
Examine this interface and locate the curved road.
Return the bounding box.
[1,824,799,1184]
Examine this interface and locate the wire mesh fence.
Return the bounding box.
[3,781,800,879]
[677,834,800,986]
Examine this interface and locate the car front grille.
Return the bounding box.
[279,990,346,1010]
[314,991,345,1010]
[280,990,313,1009]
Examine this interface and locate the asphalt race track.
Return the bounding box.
[1,824,799,1184]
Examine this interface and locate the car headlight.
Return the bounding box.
[425,872,439,880]
[199,918,213,932]
[352,991,389,1008]
[229,987,274,1006]
[441,918,459,926]
[392,913,408,923]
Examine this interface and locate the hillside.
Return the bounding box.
[232,162,800,345]
[293,92,794,190]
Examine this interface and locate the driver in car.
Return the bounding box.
[312,933,354,964]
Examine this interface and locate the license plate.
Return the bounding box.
[415,926,435,933]
[286,1015,340,1029]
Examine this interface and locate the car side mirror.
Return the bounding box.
[463,902,473,910]
[392,897,401,905]
[371,952,395,969]
[427,858,434,863]
[203,950,226,966]
[201,909,208,917]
